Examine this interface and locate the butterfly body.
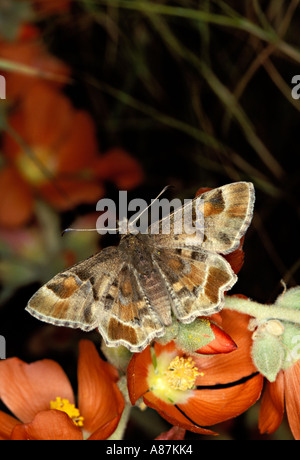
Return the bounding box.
[26,182,255,352]
[119,233,155,277]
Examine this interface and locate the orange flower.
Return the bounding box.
[0,27,70,100]
[227,288,300,439]
[259,355,300,439]
[0,83,143,227]
[0,340,124,440]
[29,0,71,14]
[155,426,186,440]
[194,320,237,354]
[127,309,263,436]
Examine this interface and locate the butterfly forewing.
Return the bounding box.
[200,181,255,254]
[149,182,255,254]
[26,247,121,331]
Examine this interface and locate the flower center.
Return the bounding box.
[17,147,56,185]
[165,356,200,391]
[50,397,84,427]
[147,351,200,404]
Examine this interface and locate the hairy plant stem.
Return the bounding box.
[225,297,300,325]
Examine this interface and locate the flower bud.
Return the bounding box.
[252,333,284,382]
[174,318,214,353]
[275,286,300,310]
[174,318,236,354]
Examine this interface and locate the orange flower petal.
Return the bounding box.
[39,178,105,210]
[0,41,70,99]
[32,0,71,14]
[127,345,154,405]
[17,25,40,41]
[77,340,124,437]
[56,111,99,174]
[155,426,186,440]
[284,361,300,440]
[10,410,83,440]
[20,84,74,148]
[0,411,20,440]
[154,341,177,356]
[179,373,263,426]
[196,322,237,355]
[195,187,211,196]
[193,309,257,386]
[95,148,144,189]
[143,392,217,436]
[0,358,74,423]
[0,166,33,227]
[258,372,284,435]
[87,415,122,440]
[224,236,245,275]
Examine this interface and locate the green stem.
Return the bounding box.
[225,296,300,325]
[108,404,131,440]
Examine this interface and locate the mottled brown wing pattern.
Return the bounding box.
[26,247,121,331]
[200,181,255,254]
[26,182,255,353]
[98,264,165,352]
[149,182,255,254]
[27,247,165,352]
[152,246,236,322]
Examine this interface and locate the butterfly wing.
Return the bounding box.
[26,246,122,331]
[27,245,165,352]
[149,182,255,255]
[200,181,255,254]
[26,182,254,352]
[98,263,165,352]
[146,182,254,321]
[152,246,236,322]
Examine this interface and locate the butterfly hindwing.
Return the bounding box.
[152,246,236,323]
[99,264,165,352]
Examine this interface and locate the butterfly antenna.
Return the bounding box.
[62,186,172,236]
[129,185,172,227]
[61,227,118,236]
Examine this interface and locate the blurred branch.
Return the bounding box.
[0,58,72,85]
[144,13,285,179]
[84,75,282,196]
[84,74,228,152]
[222,0,300,133]
[78,0,300,63]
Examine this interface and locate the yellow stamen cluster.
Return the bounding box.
[50,397,84,427]
[165,356,200,391]
[17,148,55,186]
